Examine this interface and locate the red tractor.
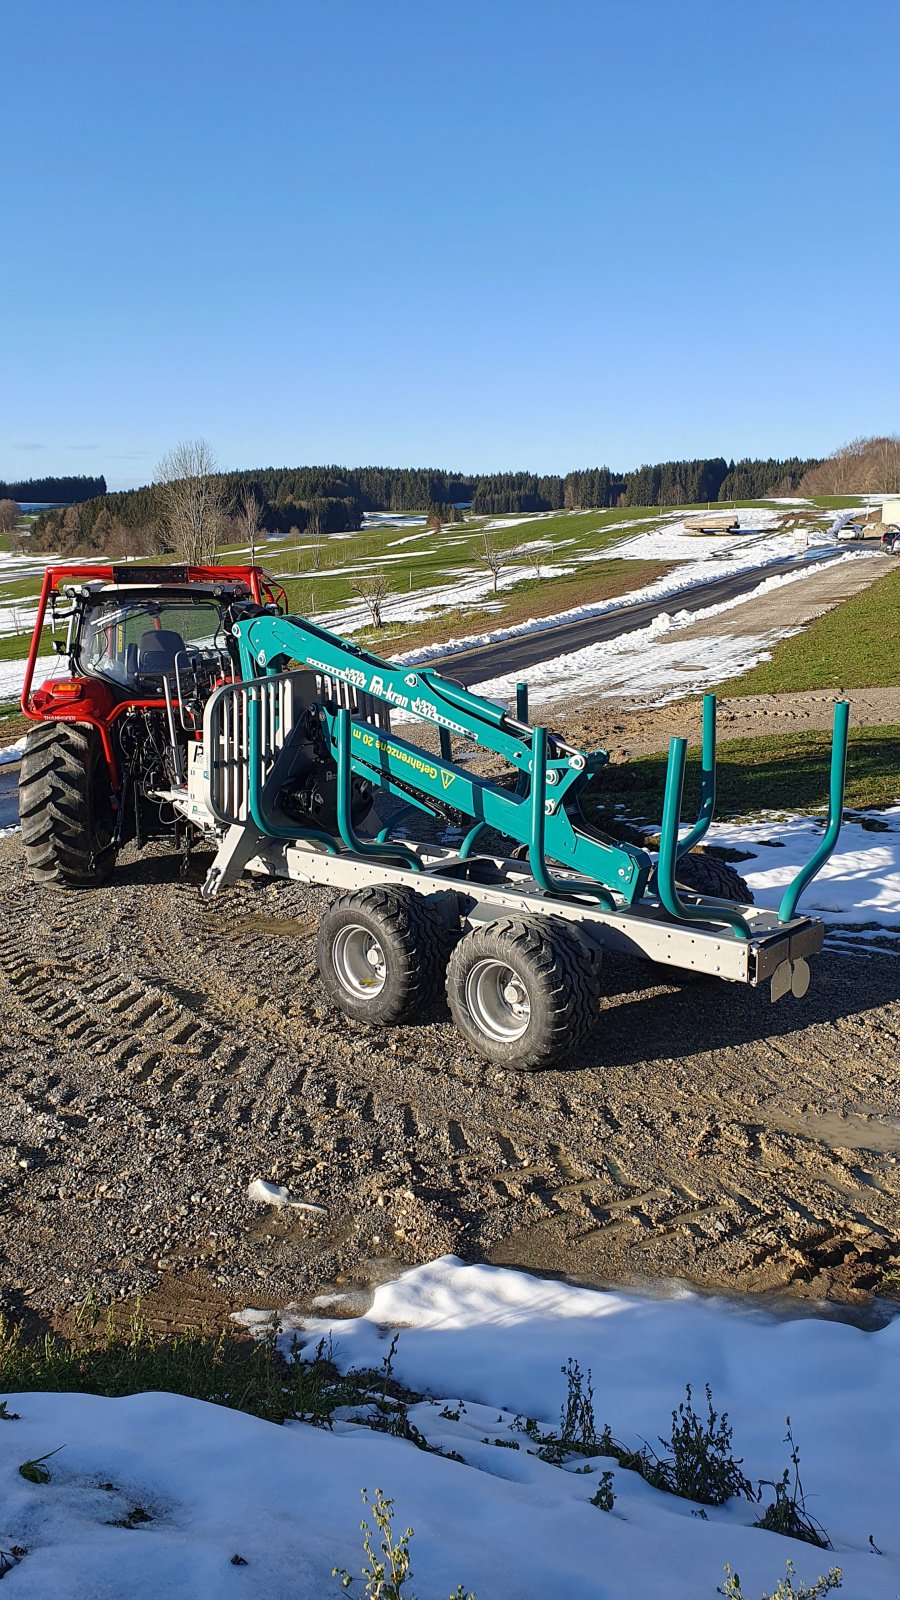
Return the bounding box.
[19,562,284,887]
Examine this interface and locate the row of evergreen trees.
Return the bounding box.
[0,473,107,503]
[470,457,820,514]
[207,454,821,514]
[28,454,822,553]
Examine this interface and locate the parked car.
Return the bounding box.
[881,526,900,554]
[837,521,864,541]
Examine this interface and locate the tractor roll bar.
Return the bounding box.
[20,563,277,716]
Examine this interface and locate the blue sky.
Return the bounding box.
[3,0,898,491]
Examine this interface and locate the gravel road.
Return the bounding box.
[2,820,899,1336]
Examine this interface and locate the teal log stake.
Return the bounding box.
[657,736,750,940]
[246,691,338,852]
[458,819,487,860]
[777,699,850,924]
[529,726,615,907]
[376,801,424,843]
[335,707,421,870]
[675,693,717,859]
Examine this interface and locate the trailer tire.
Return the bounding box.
[317,885,452,1025]
[675,850,753,905]
[19,722,116,889]
[446,915,601,1070]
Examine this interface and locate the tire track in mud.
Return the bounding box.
[1,838,900,1322]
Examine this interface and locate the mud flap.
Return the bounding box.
[770,957,811,1002]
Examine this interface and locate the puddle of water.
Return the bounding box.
[768,1105,900,1155]
[232,913,318,938]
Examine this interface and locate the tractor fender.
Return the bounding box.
[27,677,120,783]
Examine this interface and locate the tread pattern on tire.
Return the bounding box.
[317,884,453,1025]
[675,850,753,904]
[18,722,115,889]
[446,914,601,1070]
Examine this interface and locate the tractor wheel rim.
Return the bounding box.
[465,958,531,1042]
[332,925,387,998]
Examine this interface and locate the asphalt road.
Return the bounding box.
[427,548,843,685]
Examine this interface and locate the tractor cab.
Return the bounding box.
[71,584,237,698]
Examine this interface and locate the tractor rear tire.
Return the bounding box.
[446,915,601,1070]
[19,722,116,889]
[317,884,453,1025]
[675,850,753,904]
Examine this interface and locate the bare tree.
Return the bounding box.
[528,539,553,579]
[58,504,82,555]
[800,435,900,497]
[0,498,19,533]
[154,438,227,564]
[478,531,518,595]
[348,569,391,629]
[240,488,264,566]
[308,526,324,570]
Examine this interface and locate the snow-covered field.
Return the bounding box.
[295,508,855,644]
[4,1257,898,1599]
[708,807,900,931]
[0,655,61,702]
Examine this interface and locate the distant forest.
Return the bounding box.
[0,473,107,503]
[28,455,820,557]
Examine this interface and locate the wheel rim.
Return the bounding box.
[465,958,531,1042]
[332,925,388,999]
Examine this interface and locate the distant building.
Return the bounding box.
[682,513,740,534]
[880,498,900,525]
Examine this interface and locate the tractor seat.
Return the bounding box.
[137,629,188,676]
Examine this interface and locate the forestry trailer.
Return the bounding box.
[19,562,850,1068]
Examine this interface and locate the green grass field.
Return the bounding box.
[0,629,47,664]
[718,560,900,696]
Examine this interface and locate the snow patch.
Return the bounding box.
[7,1256,900,1598]
[0,736,26,766]
[709,807,900,927]
[247,1178,326,1214]
[460,558,866,709]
